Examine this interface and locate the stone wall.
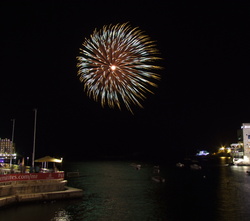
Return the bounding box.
[0,179,67,197]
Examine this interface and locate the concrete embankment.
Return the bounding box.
[0,179,83,207]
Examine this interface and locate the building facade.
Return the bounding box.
[241,123,250,162]
[0,138,16,163]
[231,123,250,164]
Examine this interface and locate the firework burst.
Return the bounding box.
[76,22,162,113]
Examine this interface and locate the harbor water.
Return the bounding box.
[1,157,250,221]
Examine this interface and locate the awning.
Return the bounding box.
[34,156,62,163]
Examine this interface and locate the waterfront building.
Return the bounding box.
[0,138,16,163]
[241,123,250,162]
[230,143,243,158]
[231,123,250,165]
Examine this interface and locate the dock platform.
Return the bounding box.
[0,173,83,207]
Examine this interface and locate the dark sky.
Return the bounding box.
[0,0,250,160]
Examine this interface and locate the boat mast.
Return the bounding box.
[32,108,37,168]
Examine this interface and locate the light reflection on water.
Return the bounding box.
[51,209,71,221]
[216,158,250,221]
[65,161,164,220]
[1,159,250,220]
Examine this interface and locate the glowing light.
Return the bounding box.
[110,65,117,71]
[196,150,209,156]
[241,125,250,129]
[76,22,162,113]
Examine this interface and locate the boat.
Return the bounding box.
[152,176,165,183]
[153,165,160,173]
[176,162,185,168]
[130,163,141,170]
[190,164,202,170]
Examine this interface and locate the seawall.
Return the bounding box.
[0,179,83,207]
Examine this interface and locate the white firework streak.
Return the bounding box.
[76,23,162,113]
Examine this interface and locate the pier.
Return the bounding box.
[0,172,83,207]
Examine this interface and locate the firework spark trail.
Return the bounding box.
[77,22,162,113]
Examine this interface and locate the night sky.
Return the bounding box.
[1,0,250,161]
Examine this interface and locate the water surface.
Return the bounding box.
[1,158,250,221]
